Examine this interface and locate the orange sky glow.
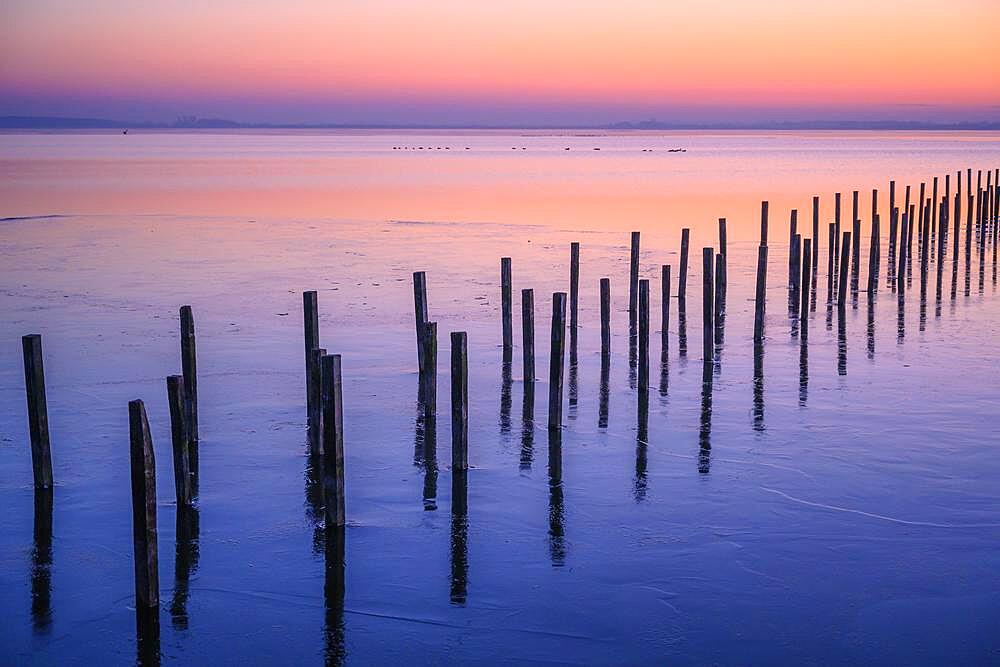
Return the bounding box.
[2,0,999,124]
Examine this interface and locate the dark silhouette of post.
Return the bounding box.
[166,376,192,508]
[501,258,513,359]
[826,223,836,304]
[596,278,611,365]
[129,399,159,611]
[179,306,198,444]
[718,218,728,306]
[548,293,567,429]
[569,242,580,331]
[753,245,768,343]
[521,289,535,382]
[304,291,320,426]
[678,228,690,302]
[838,232,852,311]
[800,239,812,327]
[638,279,649,391]
[450,332,468,469]
[834,192,842,280]
[760,201,769,245]
[413,272,428,372]
[420,322,437,418]
[660,266,671,360]
[321,354,345,527]
[811,196,820,276]
[308,347,325,456]
[22,334,53,489]
[628,232,640,327]
[702,248,714,364]
[787,210,798,287]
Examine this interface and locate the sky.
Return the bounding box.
[2,0,999,126]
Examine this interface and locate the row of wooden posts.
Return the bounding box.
[16,165,999,633]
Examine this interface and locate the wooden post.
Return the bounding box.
[897,211,909,294]
[838,231,851,310]
[179,306,198,443]
[450,332,468,468]
[304,290,320,419]
[800,239,812,325]
[629,232,640,327]
[702,248,714,363]
[851,213,861,284]
[868,216,879,295]
[501,258,513,358]
[811,197,820,272]
[678,228,690,303]
[321,354,346,527]
[22,334,53,489]
[787,210,798,286]
[834,192,842,279]
[714,252,725,343]
[166,375,192,508]
[638,279,649,391]
[548,293,567,429]
[599,278,610,361]
[718,218,728,306]
[789,233,801,304]
[852,190,859,232]
[569,243,580,332]
[521,290,535,382]
[128,399,159,609]
[308,347,325,455]
[760,201,769,245]
[420,323,437,418]
[827,223,836,303]
[660,266,671,358]
[412,272,428,372]
[753,245,768,343]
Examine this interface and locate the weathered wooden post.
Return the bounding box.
[838,231,851,311]
[678,228,690,304]
[851,218,861,301]
[753,245,768,343]
[128,399,159,610]
[599,278,611,362]
[760,201,769,246]
[501,258,513,359]
[521,290,535,382]
[308,347,325,454]
[321,354,346,527]
[660,266,671,358]
[548,293,567,430]
[304,291,320,419]
[412,272,428,371]
[800,239,812,327]
[834,192,842,279]
[629,232,640,327]
[789,233,801,310]
[179,306,198,443]
[827,223,836,304]
[702,248,714,364]
[714,252,725,344]
[897,211,909,295]
[450,332,469,469]
[718,218,728,306]
[812,196,820,275]
[569,242,580,332]
[867,215,879,295]
[22,334,53,489]
[420,323,438,418]
[166,375,192,508]
[638,279,649,391]
[852,190,859,233]
[787,210,798,287]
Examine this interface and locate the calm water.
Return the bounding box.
[2,131,1000,665]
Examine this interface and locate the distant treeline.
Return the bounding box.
[2,115,1000,131]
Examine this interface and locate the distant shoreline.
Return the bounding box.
[3,115,1000,132]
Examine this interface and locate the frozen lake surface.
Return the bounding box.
[1,130,1000,664]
